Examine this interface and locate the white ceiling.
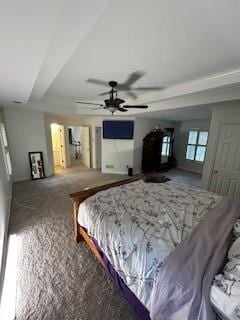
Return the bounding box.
[137,105,212,121]
[1,0,240,119]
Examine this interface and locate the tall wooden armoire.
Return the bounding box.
[142,128,174,173]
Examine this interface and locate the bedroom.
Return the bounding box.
[1,1,240,319]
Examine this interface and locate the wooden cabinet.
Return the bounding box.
[142,128,174,173]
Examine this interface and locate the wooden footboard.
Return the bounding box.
[70,176,143,266]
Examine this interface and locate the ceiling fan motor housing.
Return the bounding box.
[109,81,118,88]
[104,98,125,107]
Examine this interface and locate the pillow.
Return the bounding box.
[210,219,240,320]
[234,218,240,238]
[143,173,170,183]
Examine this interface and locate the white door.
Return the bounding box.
[51,124,66,168]
[210,124,240,198]
[51,125,61,166]
[81,127,91,168]
[95,127,102,169]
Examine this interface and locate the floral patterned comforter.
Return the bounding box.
[78,179,221,310]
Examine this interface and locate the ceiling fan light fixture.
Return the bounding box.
[106,106,117,114]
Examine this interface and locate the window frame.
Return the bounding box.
[0,122,12,178]
[161,135,171,157]
[185,129,208,163]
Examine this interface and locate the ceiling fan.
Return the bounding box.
[87,71,163,99]
[76,80,149,115]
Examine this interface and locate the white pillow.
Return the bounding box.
[234,219,240,238]
[210,219,240,320]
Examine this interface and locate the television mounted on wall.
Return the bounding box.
[103,120,134,139]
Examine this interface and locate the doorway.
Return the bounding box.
[50,123,67,172]
[68,126,91,168]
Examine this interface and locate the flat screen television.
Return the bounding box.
[103,120,134,139]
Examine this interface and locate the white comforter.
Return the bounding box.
[78,180,221,310]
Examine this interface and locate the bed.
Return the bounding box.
[70,176,240,320]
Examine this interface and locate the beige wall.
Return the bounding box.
[4,107,52,181]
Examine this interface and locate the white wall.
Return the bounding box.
[202,103,240,189]
[4,107,52,181]
[0,109,12,299]
[101,117,135,174]
[102,139,134,174]
[173,119,210,174]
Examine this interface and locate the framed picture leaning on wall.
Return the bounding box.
[29,151,45,180]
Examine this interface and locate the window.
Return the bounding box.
[186,130,208,162]
[0,122,12,177]
[161,135,171,156]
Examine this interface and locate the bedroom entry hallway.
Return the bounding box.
[5,167,201,320]
[68,126,91,169]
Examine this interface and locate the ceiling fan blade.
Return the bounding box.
[86,78,109,87]
[126,91,138,100]
[118,107,128,112]
[98,91,110,96]
[124,71,146,86]
[77,107,97,111]
[123,105,148,109]
[91,107,104,111]
[76,101,104,106]
[134,86,164,91]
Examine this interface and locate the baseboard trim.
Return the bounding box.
[177,166,202,175]
[13,176,30,182]
[101,171,128,175]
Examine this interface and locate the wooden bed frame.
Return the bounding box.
[70,176,143,269]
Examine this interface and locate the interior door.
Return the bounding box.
[81,126,91,168]
[210,124,240,198]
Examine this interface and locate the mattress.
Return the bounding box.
[78,179,221,311]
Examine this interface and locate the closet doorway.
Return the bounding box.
[50,123,67,171]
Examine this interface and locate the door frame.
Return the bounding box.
[50,123,67,169]
[95,126,102,170]
[59,124,67,168]
[67,125,92,168]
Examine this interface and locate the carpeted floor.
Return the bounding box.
[9,164,201,320]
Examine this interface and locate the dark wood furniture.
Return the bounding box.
[142,128,174,173]
[70,176,143,268]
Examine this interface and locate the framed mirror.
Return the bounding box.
[29,151,45,180]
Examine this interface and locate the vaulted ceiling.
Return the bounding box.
[1,0,240,117]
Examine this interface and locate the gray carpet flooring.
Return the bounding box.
[9,164,201,320]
